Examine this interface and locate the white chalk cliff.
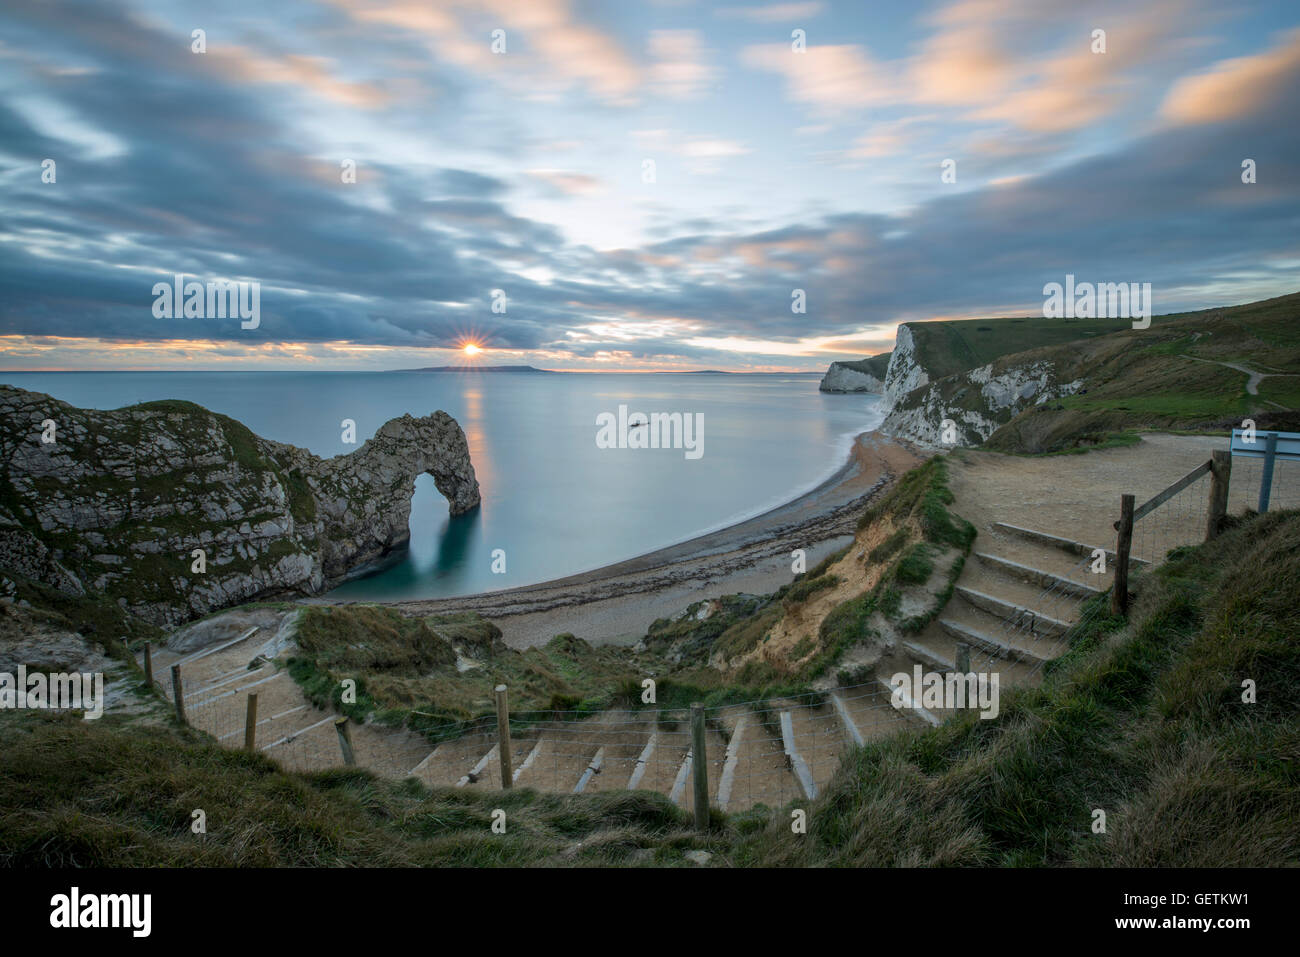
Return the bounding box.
[877,325,1084,448]
[819,362,884,393]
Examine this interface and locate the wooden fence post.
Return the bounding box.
[1112,494,1135,617]
[690,703,709,831]
[143,641,154,687]
[1206,451,1232,541]
[170,664,187,726]
[244,693,259,752]
[334,716,356,766]
[495,684,513,789]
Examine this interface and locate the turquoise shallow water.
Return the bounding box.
[1,371,883,599]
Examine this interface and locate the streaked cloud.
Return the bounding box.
[1161,26,1300,126]
[716,3,825,24]
[0,0,1297,373]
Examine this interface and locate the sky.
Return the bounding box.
[1,0,1298,372]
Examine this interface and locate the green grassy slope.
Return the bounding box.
[4,506,1294,867]
[833,352,892,379]
[286,604,753,739]
[984,292,1300,452]
[0,712,720,866]
[728,508,1300,866]
[903,314,1144,381]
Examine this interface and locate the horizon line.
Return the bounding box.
[0,366,830,375]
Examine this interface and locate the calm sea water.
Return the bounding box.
[1,371,883,599]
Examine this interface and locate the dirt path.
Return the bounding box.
[1178,353,1298,400]
[946,432,1246,550]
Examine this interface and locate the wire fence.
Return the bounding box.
[965,438,1297,686]
[148,654,922,811]
[1227,454,1300,514]
[957,549,1099,683]
[1129,467,1213,566]
[150,648,349,777]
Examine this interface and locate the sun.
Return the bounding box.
[462,342,481,356]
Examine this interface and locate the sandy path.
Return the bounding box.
[946,433,1250,554]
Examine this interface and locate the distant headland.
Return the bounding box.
[392,364,555,373]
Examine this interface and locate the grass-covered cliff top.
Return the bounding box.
[983,291,1300,453]
[831,353,891,379]
[888,291,1300,454]
[901,313,1143,382]
[4,506,1294,866]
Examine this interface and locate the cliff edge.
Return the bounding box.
[818,353,890,393]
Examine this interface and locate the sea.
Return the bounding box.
[0,371,885,600]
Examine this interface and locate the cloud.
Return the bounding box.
[648,29,716,99]
[1161,27,1300,126]
[908,3,1015,107]
[526,169,605,195]
[848,118,925,159]
[0,0,1297,372]
[209,47,391,108]
[745,0,1212,140]
[631,129,750,165]
[717,3,824,24]
[681,138,749,158]
[741,42,893,110]
[325,0,641,103]
[433,168,511,198]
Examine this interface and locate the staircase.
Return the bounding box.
[141,520,1146,812]
[881,521,1147,691]
[142,628,430,776]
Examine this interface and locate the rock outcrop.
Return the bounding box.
[878,323,1088,447]
[880,358,1083,447]
[818,353,890,393]
[0,386,480,626]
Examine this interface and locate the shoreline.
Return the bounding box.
[317,430,924,648]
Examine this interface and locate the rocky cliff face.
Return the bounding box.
[819,362,884,393]
[881,325,930,410]
[0,386,480,626]
[878,326,1083,448]
[818,353,891,394]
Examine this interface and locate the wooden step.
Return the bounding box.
[779,711,818,800]
[573,747,605,793]
[974,552,1105,599]
[830,693,864,747]
[955,586,1072,637]
[715,715,749,810]
[938,618,1053,666]
[899,640,956,673]
[992,522,1148,567]
[877,678,941,728]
